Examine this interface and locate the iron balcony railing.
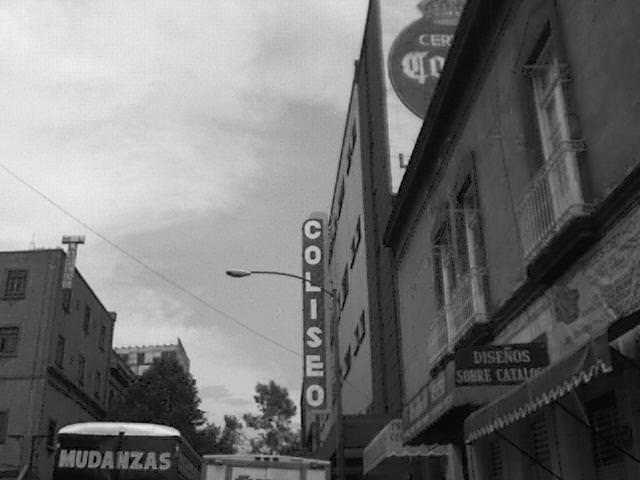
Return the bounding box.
[426,308,449,369]
[517,139,588,261]
[449,266,488,345]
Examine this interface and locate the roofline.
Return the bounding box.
[58,422,181,437]
[327,0,377,222]
[383,0,508,247]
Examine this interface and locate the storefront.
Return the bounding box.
[464,328,640,480]
[363,419,447,479]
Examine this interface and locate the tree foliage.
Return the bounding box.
[108,356,207,451]
[243,380,301,455]
[197,415,244,454]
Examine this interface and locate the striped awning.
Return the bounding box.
[464,333,613,443]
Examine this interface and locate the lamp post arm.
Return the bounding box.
[247,270,337,300]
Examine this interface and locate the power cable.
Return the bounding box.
[0,162,373,403]
[0,161,298,357]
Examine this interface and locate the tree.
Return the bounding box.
[109,356,206,451]
[195,415,244,454]
[243,380,302,455]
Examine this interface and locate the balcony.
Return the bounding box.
[449,267,488,345]
[426,309,449,370]
[517,140,589,262]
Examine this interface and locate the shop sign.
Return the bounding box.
[301,216,327,410]
[455,343,549,386]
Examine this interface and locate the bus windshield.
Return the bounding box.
[53,422,201,480]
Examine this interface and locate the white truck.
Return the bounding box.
[201,454,330,480]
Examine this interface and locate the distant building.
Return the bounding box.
[114,339,190,376]
[107,348,136,412]
[0,239,119,480]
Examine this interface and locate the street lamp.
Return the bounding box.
[225,268,344,480]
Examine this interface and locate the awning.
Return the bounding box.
[464,333,613,443]
[363,419,444,477]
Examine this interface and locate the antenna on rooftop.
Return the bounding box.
[61,235,86,289]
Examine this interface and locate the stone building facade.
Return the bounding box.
[382,0,640,478]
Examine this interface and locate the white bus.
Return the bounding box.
[202,454,330,480]
[53,422,202,480]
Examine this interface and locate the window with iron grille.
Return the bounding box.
[587,392,627,479]
[83,305,91,335]
[77,354,86,385]
[94,371,102,399]
[0,327,19,356]
[518,27,586,261]
[341,266,349,309]
[487,439,503,480]
[0,411,8,444]
[350,217,362,268]
[55,335,65,367]
[528,411,557,480]
[4,269,27,300]
[343,344,351,378]
[98,325,106,351]
[47,419,57,449]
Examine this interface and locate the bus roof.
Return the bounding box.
[58,422,181,437]
[203,454,330,467]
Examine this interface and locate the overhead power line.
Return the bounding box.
[0,161,298,357]
[0,161,372,403]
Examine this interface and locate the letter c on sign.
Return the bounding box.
[306,385,325,408]
[304,220,322,240]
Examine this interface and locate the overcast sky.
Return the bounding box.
[0,1,369,425]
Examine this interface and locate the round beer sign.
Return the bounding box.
[388,0,463,118]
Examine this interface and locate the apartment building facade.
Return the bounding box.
[382,0,640,478]
[0,245,117,480]
[114,339,190,376]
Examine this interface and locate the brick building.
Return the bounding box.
[114,339,190,376]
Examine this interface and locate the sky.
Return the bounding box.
[0,0,369,425]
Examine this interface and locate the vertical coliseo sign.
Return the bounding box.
[379,0,465,192]
[302,215,327,411]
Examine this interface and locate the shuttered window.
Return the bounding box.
[587,392,627,480]
[488,439,504,480]
[529,412,555,480]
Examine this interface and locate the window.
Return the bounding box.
[587,392,626,477]
[0,411,8,444]
[98,325,106,351]
[487,439,503,480]
[47,419,57,449]
[94,372,102,399]
[62,289,71,313]
[83,306,91,335]
[528,412,555,480]
[137,352,145,365]
[161,350,177,362]
[354,311,366,355]
[336,180,345,220]
[341,266,349,309]
[343,345,352,378]
[0,327,19,355]
[346,124,357,174]
[77,354,86,385]
[518,30,586,260]
[350,217,362,268]
[433,220,455,311]
[55,335,65,367]
[4,269,27,300]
